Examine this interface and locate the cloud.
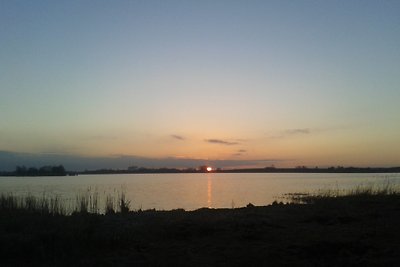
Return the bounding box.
[233,149,247,156]
[205,139,239,145]
[171,134,185,140]
[84,135,117,141]
[269,128,311,139]
[284,128,310,135]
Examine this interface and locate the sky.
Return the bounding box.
[1,0,400,170]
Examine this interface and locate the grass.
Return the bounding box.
[75,187,101,214]
[105,194,115,214]
[118,190,131,214]
[0,189,132,215]
[286,183,400,204]
[1,183,400,266]
[0,193,66,215]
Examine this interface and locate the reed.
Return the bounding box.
[118,191,130,213]
[105,195,115,214]
[0,187,132,215]
[0,193,66,215]
[286,182,400,204]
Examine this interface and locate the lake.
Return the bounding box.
[0,173,399,211]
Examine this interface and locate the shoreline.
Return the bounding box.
[2,167,400,177]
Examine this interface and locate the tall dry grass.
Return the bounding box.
[0,188,132,215]
[286,182,400,204]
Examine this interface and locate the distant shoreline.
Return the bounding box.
[1,166,400,177]
[78,166,400,175]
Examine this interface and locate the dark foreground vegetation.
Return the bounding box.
[1,188,400,266]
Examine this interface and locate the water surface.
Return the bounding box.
[0,173,399,210]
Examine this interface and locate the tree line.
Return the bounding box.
[12,165,67,176]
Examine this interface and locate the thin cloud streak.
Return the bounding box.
[205,139,239,145]
[269,128,311,139]
[233,149,247,156]
[84,135,118,141]
[268,125,352,139]
[284,128,310,135]
[171,134,185,140]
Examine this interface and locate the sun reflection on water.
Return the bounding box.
[207,174,212,208]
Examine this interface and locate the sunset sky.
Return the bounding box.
[1,1,399,169]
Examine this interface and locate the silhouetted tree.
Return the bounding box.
[15,166,27,176]
[52,165,66,176]
[14,165,66,176]
[27,167,39,176]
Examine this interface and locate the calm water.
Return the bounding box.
[1,173,399,211]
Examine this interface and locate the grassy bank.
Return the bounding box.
[1,187,400,266]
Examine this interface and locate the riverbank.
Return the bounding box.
[1,190,400,266]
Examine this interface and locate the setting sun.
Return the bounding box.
[206,167,212,172]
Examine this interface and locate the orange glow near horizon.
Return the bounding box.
[206,167,212,172]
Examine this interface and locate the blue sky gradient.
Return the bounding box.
[1,1,399,169]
